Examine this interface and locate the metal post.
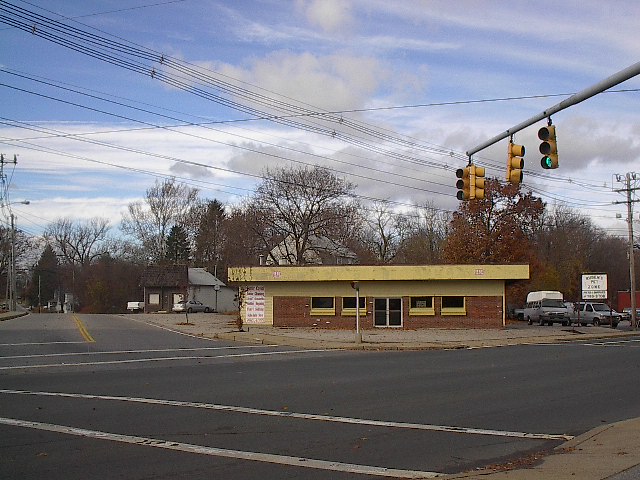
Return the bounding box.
[466,61,640,157]
[351,281,362,343]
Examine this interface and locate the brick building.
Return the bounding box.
[228,264,529,329]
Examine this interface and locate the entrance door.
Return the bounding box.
[374,298,402,327]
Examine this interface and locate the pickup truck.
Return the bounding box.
[127,301,144,313]
[571,302,621,328]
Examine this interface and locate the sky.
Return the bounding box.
[1,0,639,242]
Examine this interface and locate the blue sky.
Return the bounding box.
[1,0,639,240]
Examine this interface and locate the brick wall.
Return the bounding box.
[273,295,503,329]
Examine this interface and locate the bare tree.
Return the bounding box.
[395,201,450,264]
[44,217,111,266]
[361,200,407,264]
[248,165,358,265]
[121,178,199,263]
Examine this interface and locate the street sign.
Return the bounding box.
[581,273,608,300]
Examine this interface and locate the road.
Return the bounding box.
[1,312,640,479]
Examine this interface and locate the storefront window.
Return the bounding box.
[409,296,435,315]
[342,297,366,316]
[441,296,466,315]
[310,297,335,315]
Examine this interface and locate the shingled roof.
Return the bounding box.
[141,264,188,287]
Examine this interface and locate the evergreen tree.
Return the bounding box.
[165,225,190,264]
[26,244,59,308]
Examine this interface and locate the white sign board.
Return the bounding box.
[244,285,266,323]
[581,273,608,300]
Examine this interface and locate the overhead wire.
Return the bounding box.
[0,0,632,226]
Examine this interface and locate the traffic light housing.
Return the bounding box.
[507,142,525,184]
[473,164,485,199]
[456,164,485,200]
[456,167,470,200]
[538,124,558,169]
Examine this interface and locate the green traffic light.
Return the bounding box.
[541,156,553,169]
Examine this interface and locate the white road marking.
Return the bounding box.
[0,345,278,360]
[581,339,640,347]
[0,416,442,478]
[0,349,328,370]
[0,341,87,347]
[0,388,574,441]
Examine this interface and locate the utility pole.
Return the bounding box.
[614,172,639,329]
[10,212,16,311]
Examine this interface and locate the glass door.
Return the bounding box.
[374,298,402,327]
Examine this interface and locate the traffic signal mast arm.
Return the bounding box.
[465,61,640,158]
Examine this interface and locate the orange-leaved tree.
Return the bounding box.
[443,179,544,265]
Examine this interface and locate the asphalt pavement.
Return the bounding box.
[3,309,640,479]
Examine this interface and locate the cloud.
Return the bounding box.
[219,51,391,112]
[297,0,354,34]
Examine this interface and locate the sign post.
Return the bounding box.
[351,281,362,344]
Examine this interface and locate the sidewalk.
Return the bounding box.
[130,312,640,479]
[132,311,640,351]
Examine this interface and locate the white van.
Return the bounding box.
[524,291,571,326]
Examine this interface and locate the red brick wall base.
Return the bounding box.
[272,296,503,329]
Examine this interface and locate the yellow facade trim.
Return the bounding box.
[229,264,529,283]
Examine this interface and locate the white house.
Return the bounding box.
[266,235,358,266]
[188,268,236,313]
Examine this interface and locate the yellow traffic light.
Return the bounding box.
[538,124,558,169]
[507,142,525,184]
[456,164,485,200]
[472,164,485,200]
[456,167,471,200]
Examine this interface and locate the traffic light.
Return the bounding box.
[456,167,470,200]
[472,164,485,199]
[507,142,525,184]
[538,124,558,169]
[456,164,485,200]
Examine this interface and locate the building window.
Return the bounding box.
[441,296,466,315]
[409,296,435,315]
[148,293,160,305]
[342,296,366,316]
[310,297,335,315]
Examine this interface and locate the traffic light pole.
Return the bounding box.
[466,61,640,158]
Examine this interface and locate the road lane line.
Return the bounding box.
[0,345,279,360]
[0,341,87,347]
[72,314,95,343]
[0,388,574,441]
[0,416,442,478]
[0,349,328,370]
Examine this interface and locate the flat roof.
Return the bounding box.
[229,264,529,282]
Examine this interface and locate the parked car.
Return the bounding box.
[524,291,571,326]
[127,301,144,313]
[172,300,211,313]
[622,307,640,322]
[571,302,621,328]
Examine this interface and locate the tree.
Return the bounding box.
[121,178,199,263]
[25,244,59,308]
[360,200,408,264]
[44,217,111,266]
[395,202,450,264]
[165,225,190,264]
[248,165,358,265]
[443,180,544,265]
[193,199,227,274]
